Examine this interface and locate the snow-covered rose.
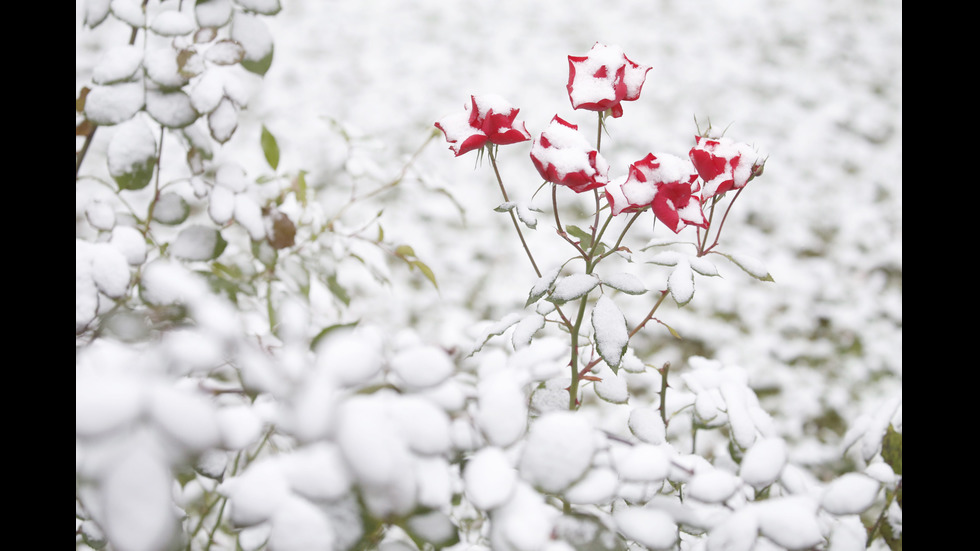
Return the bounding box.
[567,43,651,118]
[434,94,531,156]
[530,115,609,193]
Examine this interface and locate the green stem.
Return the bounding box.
[489,147,542,278]
[568,293,589,409]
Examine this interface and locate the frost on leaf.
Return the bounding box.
[591,295,628,369]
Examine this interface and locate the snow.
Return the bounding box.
[388,343,455,389]
[519,411,596,493]
[614,507,677,550]
[628,406,666,445]
[820,472,881,515]
[91,45,141,85]
[611,443,670,483]
[591,295,629,367]
[550,273,599,303]
[106,118,156,179]
[686,469,740,503]
[464,446,518,510]
[739,437,788,490]
[171,225,221,261]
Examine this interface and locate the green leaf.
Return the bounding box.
[566,225,592,249]
[882,425,902,476]
[113,159,156,191]
[395,244,416,258]
[310,321,359,351]
[326,273,350,306]
[241,44,273,76]
[719,252,775,282]
[261,125,280,170]
[293,170,308,206]
[411,260,438,289]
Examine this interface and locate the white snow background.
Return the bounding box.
[77,0,901,549]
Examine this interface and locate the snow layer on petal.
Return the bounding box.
[740,437,787,489]
[389,344,455,389]
[267,495,335,551]
[99,443,177,551]
[614,507,677,550]
[465,447,518,510]
[821,472,881,515]
[519,411,595,493]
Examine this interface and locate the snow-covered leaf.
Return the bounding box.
[519,411,595,493]
[591,295,628,368]
[719,252,774,282]
[232,12,274,75]
[146,89,199,128]
[107,118,157,191]
[92,45,142,85]
[208,97,239,143]
[85,82,145,126]
[464,447,517,510]
[151,192,189,225]
[195,0,233,27]
[600,271,647,295]
[235,0,282,16]
[667,257,695,306]
[821,473,881,514]
[526,265,560,306]
[690,255,720,277]
[549,273,599,304]
[512,313,545,349]
[149,11,196,36]
[171,225,227,261]
[515,202,538,229]
[739,437,787,489]
[614,507,676,550]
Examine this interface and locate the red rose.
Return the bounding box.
[689,135,764,199]
[530,115,610,193]
[605,153,707,233]
[567,43,651,118]
[434,95,531,157]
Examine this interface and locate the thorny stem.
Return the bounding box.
[629,289,670,339]
[659,362,671,428]
[488,147,542,278]
[866,478,902,548]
